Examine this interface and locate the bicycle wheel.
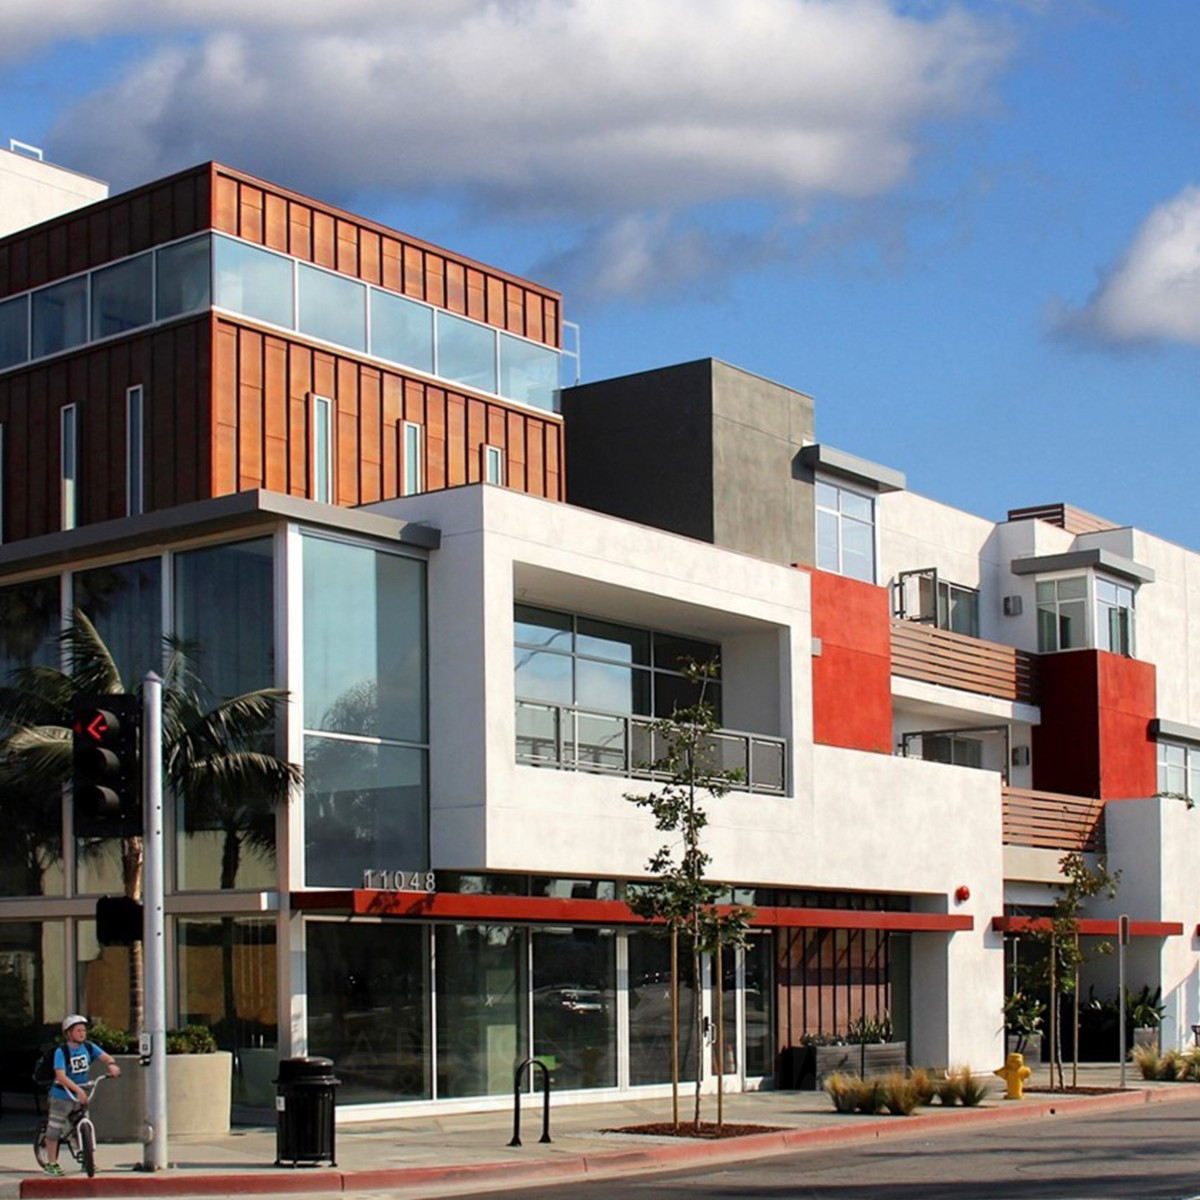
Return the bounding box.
[32,1122,50,1170]
[78,1118,95,1177]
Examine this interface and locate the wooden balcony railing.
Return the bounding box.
[891,620,1039,705]
[1002,787,1105,853]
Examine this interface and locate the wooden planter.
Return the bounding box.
[780,1042,909,1089]
[89,1052,233,1143]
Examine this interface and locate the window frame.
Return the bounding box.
[126,385,144,518]
[402,422,424,497]
[815,475,877,584]
[60,403,78,532]
[310,393,334,504]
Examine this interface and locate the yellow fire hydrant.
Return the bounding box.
[995,1051,1032,1100]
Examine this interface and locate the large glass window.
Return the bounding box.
[1096,576,1135,655]
[437,310,497,394]
[32,276,88,358]
[306,921,430,1103]
[1158,741,1200,803]
[937,579,979,637]
[91,254,153,340]
[0,294,28,370]
[213,235,294,329]
[0,576,60,677]
[436,925,526,1098]
[500,333,559,412]
[1036,577,1087,652]
[0,921,66,1045]
[298,263,366,351]
[532,926,616,1090]
[156,235,211,320]
[815,479,875,583]
[627,931,698,1085]
[74,557,162,686]
[370,290,433,373]
[177,917,278,1106]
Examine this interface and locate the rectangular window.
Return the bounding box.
[311,394,333,504]
[0,422,4,544]
[402,422,424,496]
[60,403,78,531]
[369,289,433,373]
[815,478,876,583]
[499,332,559,412]
[298,263,366,351]
[126,385,144,517]
[484,445,504,485]
[91,253,153,340]
[156,234,211,320]
[213,235,295,329]
[436,310,497,395]
[1036,576,1087,652]
[1157,741,1200,804]
[1096,576,1135,656]
[33,276,88,358]
[937,579,980,638]
[0,294,29,370]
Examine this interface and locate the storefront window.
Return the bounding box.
[0,920,66,1046]
[76,917,131,1031]
[306,921,430,1103]
[627,931,698,1085]
[74,558,162,685]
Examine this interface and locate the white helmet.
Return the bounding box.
[62,1014,88,1033]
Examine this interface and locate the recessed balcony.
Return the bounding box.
[515,699,787,795]
[1002,786,1105,854]
[891,620,1039,706]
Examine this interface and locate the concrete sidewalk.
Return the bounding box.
[4,1064,1195,1199]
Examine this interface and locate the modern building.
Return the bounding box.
[1,156,1198,1120]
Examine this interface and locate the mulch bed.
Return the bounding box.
[604,1122,786,1139]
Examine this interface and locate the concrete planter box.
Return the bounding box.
[90,1052,233,1143]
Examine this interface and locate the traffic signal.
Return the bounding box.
[72,694,141,837]
[96,895,143,945]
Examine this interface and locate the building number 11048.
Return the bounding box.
[362,870,437,892]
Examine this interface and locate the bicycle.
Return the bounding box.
[33,1076,104,1178]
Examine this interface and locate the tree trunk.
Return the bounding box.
[692,933,703,1131]
[670,926,679,1128]
[123,835,145,1033]
[715,942,725,1128]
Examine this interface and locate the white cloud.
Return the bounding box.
[1056,185,1200,346]
[31,0,1009,299]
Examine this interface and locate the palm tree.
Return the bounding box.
[0,612,300,1033]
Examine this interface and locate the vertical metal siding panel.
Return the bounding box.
[402,245,423,299]
[171,175,199,237]
[381,373,402,496]
[312,212,336,270]
[335,358,360,505]
[8,240,30,293]
[505,283,523,335]
[545,422,562,499]
[213,174,240,236]
[466,400,486,484]
[28,369,50,535]
[288,202,313,262]
[335,220,358,277]
[360,230,382,287]
[263,336,289,492]
[381,239,403,293]
[264,194,289,253]
[526,421,546,499]
[359,367,382,504]
[237,327,265,491]
[239,185,265,245]
[3,374,29,538]
[87,209,110,268]
[213,322,240,495]
[312,351,336,407]
[403,378,426,426]
[445,394,467,486]
[149,326,175,509]
[485,405,506,448]
[485,278,505,328]
[445,261,466,315]
[27,232,48,291]
[426,390,446,490]
[288,343,314,497]
[507,411,526,491]
[425,255,445,309]
[465,269,486,322]
[129,193,153,254]
[151,184,175,245]
[525,294,544,344]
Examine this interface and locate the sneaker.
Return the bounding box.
[43,1162,64,1177]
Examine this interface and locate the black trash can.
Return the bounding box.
[274,1056,340,1167]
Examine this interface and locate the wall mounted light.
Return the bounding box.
[954,885,971,904]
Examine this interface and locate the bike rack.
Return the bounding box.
[508,1058,552,1147]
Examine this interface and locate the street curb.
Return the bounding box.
[16,1086,1194,1198]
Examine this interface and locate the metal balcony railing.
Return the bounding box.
[891,620,1040,705]
[1002,787,1105,853]
[515,700,787,795]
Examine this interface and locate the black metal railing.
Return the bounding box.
[515,699,787,795]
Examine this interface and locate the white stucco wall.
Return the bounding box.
[0,147,107,237]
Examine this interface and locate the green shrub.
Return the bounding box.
[165,1025,218,1054]
[87,1020,135,1054]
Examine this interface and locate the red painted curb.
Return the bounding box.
[16,1087,1197,1199]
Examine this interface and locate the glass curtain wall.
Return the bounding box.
[627,930,698,1086]
[0,921,66,1048]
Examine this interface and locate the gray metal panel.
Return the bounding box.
[1009,548,1155,584]
[796,443,906,493]
[1150,718,1200,747]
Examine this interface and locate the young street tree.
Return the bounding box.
[0,612,299,1033]
[625,660,754,1131]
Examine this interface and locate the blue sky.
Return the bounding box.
[2,0,1198,547]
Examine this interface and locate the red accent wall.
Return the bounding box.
[1032,650,1156,800]
[803,568,893,754]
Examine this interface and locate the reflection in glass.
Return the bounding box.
[577,618,648,665]
[32,277,88,358]
[77,917,131,1030]
[177,917,278,1105]
[157,235,211,320]
[74,558,162,685]
[0,576,59,676]
[532,927,616,1089]
[370,290,433,373]
[513,648,571,704]
[0,294,28,369]
[576,659,645,713]
[91,254,153,339]
[627,931,697,1085]
[303,537,426,741]
[298,264,366,351]
[436,311,496,394]
[306,921,430,1102]
[514,605,571,650]
[436,925,526,1098]
[214,235,294,329]
[0,921,66,1043]
[743,935,772,1077]
[304,738,427,885]
[499,333,559,412]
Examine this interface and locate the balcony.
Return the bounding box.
[891,620,1039,706]
[1002,787,1105,854]
[515,700,787,795]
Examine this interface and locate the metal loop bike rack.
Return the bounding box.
[508,1057,552,1146]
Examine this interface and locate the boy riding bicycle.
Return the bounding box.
[42,1014,121,1177]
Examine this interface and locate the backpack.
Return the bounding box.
[32,1045,59,1088]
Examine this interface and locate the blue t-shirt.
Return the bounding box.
[50,1041,103,1100]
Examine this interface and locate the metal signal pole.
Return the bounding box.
[142,674,168,1170]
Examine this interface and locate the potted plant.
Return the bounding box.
[86,1022,232,1142]
[1127,985,1165,1053]
[1004,992,1045,1064]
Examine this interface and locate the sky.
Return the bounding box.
[2,0,1198,548]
